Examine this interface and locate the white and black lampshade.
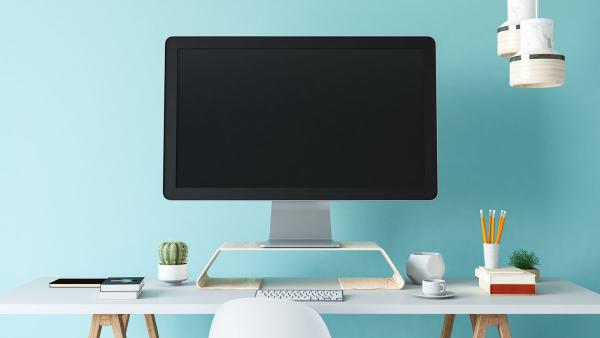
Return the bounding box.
[509,18,565,88]
[497,0,537,57]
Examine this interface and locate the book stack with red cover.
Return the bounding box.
[475,267,536,295]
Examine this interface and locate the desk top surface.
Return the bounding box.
[1,277,600,315]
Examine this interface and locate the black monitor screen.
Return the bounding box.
[164,37,437,200]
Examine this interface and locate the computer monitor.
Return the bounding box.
[164,37,437,247]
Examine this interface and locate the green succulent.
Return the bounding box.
[508,249,540,270]
[159,241,188,265]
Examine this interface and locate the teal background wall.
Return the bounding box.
[1,0,599,337]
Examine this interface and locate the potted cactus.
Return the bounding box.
[158,241,189,285]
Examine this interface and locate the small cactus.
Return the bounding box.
[159,241,188,265]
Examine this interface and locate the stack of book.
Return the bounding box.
[97,277,145,300]
[475,267,536,295]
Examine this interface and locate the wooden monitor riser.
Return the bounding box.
[196,242,405,290]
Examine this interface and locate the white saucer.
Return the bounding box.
[410,291,456,299]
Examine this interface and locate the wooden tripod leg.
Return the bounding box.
[471,314,512,338]
[441,314,512,338]
[121,314,130,331]
[111,314,127,338]
[440,314,456,338]
[88,314,103,338]
[144,314,159,338]
[497,314,512,338]
[89,313,158,338]
[469,314,479,331]
[473,315,489,338]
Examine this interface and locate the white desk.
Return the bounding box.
[1,277,600,315]
[2,277,600,338]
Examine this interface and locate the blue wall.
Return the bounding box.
[1,0,599,337]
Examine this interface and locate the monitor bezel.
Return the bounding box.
[164,36,437,200]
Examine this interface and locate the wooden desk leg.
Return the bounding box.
[111,314,127,338]
[469,314,478,331]
[440,314,511,338]
[440,314,455,338]
[497,314,512,338]
[144,314,159,338]
[472,314,512,338]
[88,314,159,338]
[88,314,103,338]
[121,314,130,331]
[472,314,490,338]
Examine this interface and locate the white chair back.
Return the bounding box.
[208,298,332,338]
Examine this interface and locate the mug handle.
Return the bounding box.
[441,284,445,293]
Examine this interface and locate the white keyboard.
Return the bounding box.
[255,289,344,302]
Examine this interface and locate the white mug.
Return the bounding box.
[422,279,446,296]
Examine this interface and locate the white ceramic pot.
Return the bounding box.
[158,264,188,285]
[406,252,445,285]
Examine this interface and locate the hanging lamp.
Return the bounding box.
[497,0,565,88]
[497,0,536,57]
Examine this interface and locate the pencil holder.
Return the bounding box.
[483,243,500,269]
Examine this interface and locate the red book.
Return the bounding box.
[490,284,536,295]
[479,279,536,295]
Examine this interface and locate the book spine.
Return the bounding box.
[490,284,536,295]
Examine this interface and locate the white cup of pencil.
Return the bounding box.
[480,209,508,269]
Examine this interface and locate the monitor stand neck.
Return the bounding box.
[260,201,340,248]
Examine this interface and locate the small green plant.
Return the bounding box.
[159,241,188,265]
[508,249,540,270]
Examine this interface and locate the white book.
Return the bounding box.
[475,267,536,284]
[100,280,145,292]
[97,290,142,300]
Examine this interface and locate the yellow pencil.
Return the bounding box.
[487,210,493,244]
[480,209,488,243]
[491,210,496,244]
[496,210,507,243]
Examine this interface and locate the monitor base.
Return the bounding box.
[266,201,338,248]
